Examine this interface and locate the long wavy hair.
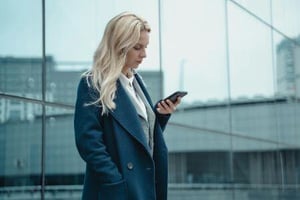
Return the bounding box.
[84,12,151,115]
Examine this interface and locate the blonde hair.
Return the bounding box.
[84,11,151,115]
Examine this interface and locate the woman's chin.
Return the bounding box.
[132,65,139,69]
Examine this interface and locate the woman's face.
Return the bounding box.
[123,31,149,72]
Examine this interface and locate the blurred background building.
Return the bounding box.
[1,0,300,200]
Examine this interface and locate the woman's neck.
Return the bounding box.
[122,68,133,78]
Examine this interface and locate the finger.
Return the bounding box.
[160,101,173,112]
[165,99,176,107]
[165,100,177,113]
[166,100,177,112]
[157,102,169,113]
[174,97,181,106]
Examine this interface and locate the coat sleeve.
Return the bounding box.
[154,102,171,132]
[74,77,122,183]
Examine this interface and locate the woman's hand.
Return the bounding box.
[156,97,181,114]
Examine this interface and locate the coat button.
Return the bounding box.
[127,162,134,170]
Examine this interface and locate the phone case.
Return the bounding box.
[164,91,188,103]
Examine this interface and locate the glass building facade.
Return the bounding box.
[1,0,300,199]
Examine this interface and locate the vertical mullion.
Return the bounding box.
[41,0,46,199]
[224,0,235,199]
[158,0,163,99]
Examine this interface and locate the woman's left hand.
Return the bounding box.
[156,97,181,114]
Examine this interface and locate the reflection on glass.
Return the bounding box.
[234,0,271,23]
[44,106,84,199]
[45,0,95,106]
[45,57,84,105]
[273,31,300,147]
[0,1,42,99]
[274,33,300,98]
[162,0,228,103]
[0,98,42,198]
[0,57,43,100]
[228,1,274,99]
[0,1,42,57]
[165,107,232,188]
[233,138,280,183]
[272,31,300,200]
[272,0,300,39]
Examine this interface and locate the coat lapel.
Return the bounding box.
[134,73,154,108]
[109,80,151,153]
[133,78,156,154]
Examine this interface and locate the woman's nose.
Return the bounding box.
[140,49,147,58]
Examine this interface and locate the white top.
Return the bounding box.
[119,73,148,120]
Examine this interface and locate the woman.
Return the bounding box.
[74,11,181,200]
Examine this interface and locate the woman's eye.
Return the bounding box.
[133,46,141,50]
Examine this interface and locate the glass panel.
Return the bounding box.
[162,0,228,103]
[162,1,231,199]
[170,104,230,133]
[272,0,300,39]
[230,101,279,141]
[228,1,274,100]
[0,0,42,99]
[169,186,233,200]
[234,151,300,199]
[273,31,300,198]
[233,138,281,198]
[273,31,300,148]
[44,106,84,199]
[166,109,232,186]
[274,32,299,98]
[45,0,160,105]
[234,0,271,23]
[46,59,83,106]
[228,2,282,199]
[45,0,96,104]
[0,98,42,199]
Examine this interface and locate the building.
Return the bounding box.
[276,36,300,97]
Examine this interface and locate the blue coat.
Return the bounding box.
[74,74,170,200]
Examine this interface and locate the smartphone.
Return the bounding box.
[164,91,188,103]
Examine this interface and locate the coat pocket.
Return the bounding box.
[98,179,128,200]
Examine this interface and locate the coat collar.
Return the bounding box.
[109,77,152,154]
